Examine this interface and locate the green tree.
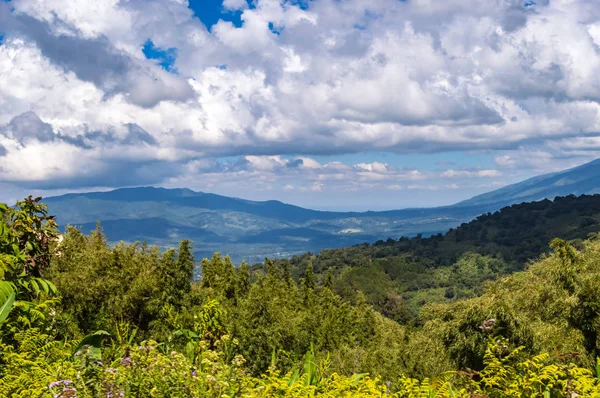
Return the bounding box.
[175,240,195,297]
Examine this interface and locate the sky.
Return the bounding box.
[1,0,600,210]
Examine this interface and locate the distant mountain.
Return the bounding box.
[43,187,471,262]
[42,158,600,262]
[457,158,600,207]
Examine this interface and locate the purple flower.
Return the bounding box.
[479,318,496,332]
[49,380,73,389]
[120,357,132,366]
[191,370,198,377]
[106,389,125,398]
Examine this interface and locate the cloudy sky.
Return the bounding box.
[1,0,599,210]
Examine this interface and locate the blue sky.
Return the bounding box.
[188,0,244,29]
[0,0,598,210]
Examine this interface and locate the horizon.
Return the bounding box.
[1,0,600,207]
[9,155,598,212]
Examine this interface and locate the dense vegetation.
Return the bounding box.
[1,195,599,396]
[272,194,600,320]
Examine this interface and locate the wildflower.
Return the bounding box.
[49,380,73,389]
[95,361,104,367]
[120,356,132,366]
[479,318,496,332]
[106,389,125,398]
[105,368,117,374]
[191,370,198,377]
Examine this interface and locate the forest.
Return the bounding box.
[1,195,600,397]
[270,194,600,321]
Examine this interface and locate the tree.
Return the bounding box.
[175,240,195,296]
[324,268,333,289]
[0,197,59,336]
[237,261,250,296]
[303,263,315,291]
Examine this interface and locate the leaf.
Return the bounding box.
[127,326,138,346]
[288,369,300,387]
[73,330,111,357]
[30,279,40,295]
[47,280,57,296]
[0,281,15,301]
[0,291,15,326]
[37,278,49,294]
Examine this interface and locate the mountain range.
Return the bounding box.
[43,158,600,262]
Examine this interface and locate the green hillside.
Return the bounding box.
[272,194,600,320]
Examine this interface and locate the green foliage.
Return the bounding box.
[270,195,600,319]
[0,282,15,327]
[2,195,600,397]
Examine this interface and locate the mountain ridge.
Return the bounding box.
[457,158,600,207]
[42,158,600,262]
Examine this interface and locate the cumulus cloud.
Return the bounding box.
[441,169,502,178]
[5,111,55,144]
[0,0,599,206]
[222,0,248,12]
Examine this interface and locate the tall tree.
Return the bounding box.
[176,240,195,296]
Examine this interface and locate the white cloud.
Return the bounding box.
[441,169,502,178]
[355,162,390,174]
[223,0,248,11]
[495,155,516,168]
[0,0,599,205]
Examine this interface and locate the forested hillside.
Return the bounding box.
[272,194,600,320]
[1,196,599,396]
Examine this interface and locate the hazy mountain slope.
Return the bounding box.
[75,218,223,243]
[42,158,600,261]
[43,187,470,261]
[457,158,600,207]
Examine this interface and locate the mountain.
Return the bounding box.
[457,158,600,207]
[42,158,600,262]
[43,187,468,262]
